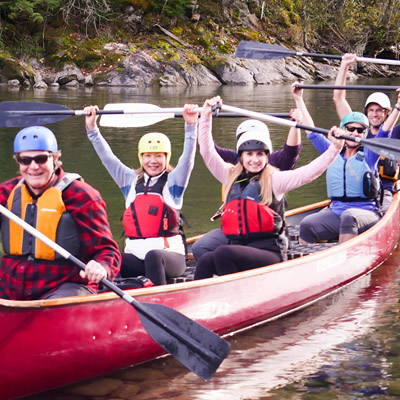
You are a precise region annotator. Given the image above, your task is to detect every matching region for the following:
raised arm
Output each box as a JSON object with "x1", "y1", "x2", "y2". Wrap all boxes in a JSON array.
[
  {"x1": 167, "y1": 103, "x2": 199, "y2": 207},
  {"x1": 286, "y1": 108, "x2": 302, "y2": 146},
  {"x1": 291, "y1": 81, "x2": 315, "y2": 133},
  {"x1": 84, "y1": 105, "x2": 135, "y2": 196},
  {"x1": 382, "y1": 90, "x2": 400, "y2": 132},
  {"x1": 198, "y1": 96, "x2": 233, "y2": 184},
  {"x1": 333, "y1": 54, "x2": 357, "y2": 119}
]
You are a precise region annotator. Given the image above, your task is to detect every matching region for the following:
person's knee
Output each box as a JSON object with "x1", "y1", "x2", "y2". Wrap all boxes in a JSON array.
[
  {"x1": 192, "y1": 229, "x2": 226, "y2": 261},
  {"x1": 340, "y1": 211, "x2": 359, "y2": 235},
  {"x1": 192, "y1": 240, "x2": 204, "y2": 261},
  {"x1": 194, "y1": 252, "x2": 215, "y2": 280},
  {"x1": 299, "y1": 217, "x2": 318, "y2": 243}
]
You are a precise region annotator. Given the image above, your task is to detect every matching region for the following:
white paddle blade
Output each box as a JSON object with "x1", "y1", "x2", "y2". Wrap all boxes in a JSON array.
[{"x1": 99, "y1": 103, "x2": 178, "y2": 127}]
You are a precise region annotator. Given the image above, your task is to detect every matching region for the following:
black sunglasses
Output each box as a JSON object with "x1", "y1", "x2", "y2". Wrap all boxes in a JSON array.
[
  {"x1": 16, "y1": 154, "x2": 53, "y2": 166},
  {"x1": 345, "y1": 126, "x2": 366, "y2": 134}
]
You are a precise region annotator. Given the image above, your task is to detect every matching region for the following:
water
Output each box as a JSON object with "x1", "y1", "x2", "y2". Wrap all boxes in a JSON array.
[{"x1": 2, "y1": 78, "x2": 400, "y2": 399}]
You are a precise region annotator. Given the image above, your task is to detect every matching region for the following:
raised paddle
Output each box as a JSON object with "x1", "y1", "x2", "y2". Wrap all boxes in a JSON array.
[
  {"x1": 221, "y1": 104, "x2": 400, "y2": 161},
  {"x1": 296, "y1": 84, "x2": 400, "y2": 91},
  {"x1": 0, "y1": 101, "x2": 290, "y2": 128},
  {"x1": 235, "y1": 41, "x2": 400, "y2": 66},
  {"x1": 0, "y1": 204, "x2": 230, "y2": 380}
]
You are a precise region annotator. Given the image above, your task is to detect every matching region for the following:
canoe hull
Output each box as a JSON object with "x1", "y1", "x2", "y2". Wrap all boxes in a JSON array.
[{"x1": 1, "y1": 194, "x2": 399, "y2": 399}]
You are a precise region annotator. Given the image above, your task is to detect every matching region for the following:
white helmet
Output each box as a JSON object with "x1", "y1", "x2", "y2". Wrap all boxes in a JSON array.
[
  {"x1": 364, "y1": 92, "x2": 391, "y2": 110},
  {"x1": 236, "y1": 119, "x2": 269, "y2": 139},
  {"x1": 236, "y1": 129, "x2": 273, "y2": 154}
]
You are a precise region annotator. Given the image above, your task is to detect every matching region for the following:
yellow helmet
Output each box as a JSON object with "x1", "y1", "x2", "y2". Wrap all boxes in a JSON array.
[{"x1": 138, "y1": 132, "x2": 171, "y2": 166}]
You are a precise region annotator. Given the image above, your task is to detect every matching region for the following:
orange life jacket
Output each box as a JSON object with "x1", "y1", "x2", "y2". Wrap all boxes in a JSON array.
[{"x1": 1, "y1": 173, "x2": 81, "y2": 260}]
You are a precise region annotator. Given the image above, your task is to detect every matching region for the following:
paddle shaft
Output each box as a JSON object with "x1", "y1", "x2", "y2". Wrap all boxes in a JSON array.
[
  {"x1": 0, "y1": 101, "x2": 290, "y2": 128},
  {"x1": 3, "y1": 108, "x2": 201, "y2": 116},
  {"x1": 4, "y1": 107, "x2": 290, "y2": 118},
  {"x1": 221, "y1": 104, "x2": 400, "y2": 160},
  {"x1": 291, "y1": 51, "x2": 400, "y2": 65},
  {"x1": 0, "y1": 204, "x2": 228, "y2": 377},
  {"x1": 221, "y1": 104, "x2": 329, "y2": 135},
  {"x1": 296, "y1": 84, "x2": 400, "y2": 91}
]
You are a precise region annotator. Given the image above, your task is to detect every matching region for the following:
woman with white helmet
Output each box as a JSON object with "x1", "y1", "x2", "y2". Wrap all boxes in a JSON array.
[
  {"x1": 194, "y1": 96, "x2": 344, "y2": 280},
  {"x1": 84, "y1": 104, "x2": 199, "y2": 285},
  {"x1": 333, "y1": 53, "x2": 400, "y2": 212},
  {"x1": 192, "y1": 85, "x2": 303, "y2": 262}
]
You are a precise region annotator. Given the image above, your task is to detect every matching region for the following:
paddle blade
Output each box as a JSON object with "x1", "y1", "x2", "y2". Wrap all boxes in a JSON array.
[
  {"x1": 135, "y1": 301, "x2": 230, "y2": 380},
  {"x1": 362, "y1": 137, "x2": 400, "y2": 161},
  {"x1": 0, "y1": 101, "x2": 73, "y2": 127},
  {"x1": 235, "y1": 41, "x2": 294, "y2": 60},
  {"x1": 100, "y1": 103, "x2": 176, "y2": 127}
]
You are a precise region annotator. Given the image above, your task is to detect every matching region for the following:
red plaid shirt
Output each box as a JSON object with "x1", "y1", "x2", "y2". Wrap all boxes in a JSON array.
[{"x1": 0, "y1": 169, "x2": 121, "y2": 300}]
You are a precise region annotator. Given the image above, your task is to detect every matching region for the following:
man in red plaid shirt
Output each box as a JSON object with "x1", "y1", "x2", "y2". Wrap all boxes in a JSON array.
[{"x1": 0, "y1": 126, "x2": 121, "y2": 300}]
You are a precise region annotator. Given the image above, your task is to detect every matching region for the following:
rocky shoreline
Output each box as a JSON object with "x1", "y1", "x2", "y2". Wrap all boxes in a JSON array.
[{"x1": 3, "y1": 43, "x2": 400, "y2": 90}]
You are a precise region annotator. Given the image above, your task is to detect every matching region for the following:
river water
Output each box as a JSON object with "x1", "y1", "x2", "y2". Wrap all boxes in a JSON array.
[{"x1": 3, "y1": 77, "x2": 400, "y2": 399}]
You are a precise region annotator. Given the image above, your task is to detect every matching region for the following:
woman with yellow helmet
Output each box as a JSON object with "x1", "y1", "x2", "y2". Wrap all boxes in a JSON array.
[{"x1": 84, "y1": 104, "x2": 199, "y2": 285}]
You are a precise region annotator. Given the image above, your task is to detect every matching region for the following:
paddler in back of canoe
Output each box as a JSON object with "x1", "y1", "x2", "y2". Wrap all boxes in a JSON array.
[
  {"x1": 0, "y1": 126, "x2": 121, "y2": 300},
  {"x1": 192, "y1": 82, "x2": 305, "y2": 262},
  {"x1": 333, "y1": 53, "x2": 400, "y2": 213},
  {"x1": 193, "y1": 96, "x2": 345, "y2": 280},
  {"x1": 84, "y1": 103, "x2": 199, "y2": 286},
  {"x1": 297, "y1": 103, "x2": 400, "y2": 244}
]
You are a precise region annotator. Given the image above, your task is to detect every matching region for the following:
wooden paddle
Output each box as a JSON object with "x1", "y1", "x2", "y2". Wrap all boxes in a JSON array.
[
  {"x1": 296, "y1": 84, "x2": 400, "y2": 91},
  {"x1": 0, "y1": 101, "x2": 290, "y2": 128},
  {"x1": 235, "y1": 41, "x2": 400, "y2": 66},
  {"x1": 221, "y1": 104, "x2": 400, "y2": 161},
  {"x1": 0, "y1": 204, "x2": 230, "y2": 380}
]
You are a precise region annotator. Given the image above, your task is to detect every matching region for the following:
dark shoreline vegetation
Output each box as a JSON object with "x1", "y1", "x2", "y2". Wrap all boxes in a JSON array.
[{"x1": 1, "y1": 0, "x2": 400, "y2": 88}]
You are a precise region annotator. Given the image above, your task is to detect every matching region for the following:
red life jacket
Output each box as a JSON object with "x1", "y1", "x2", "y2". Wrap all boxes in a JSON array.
[
  {"x1": 222, "y1": 178, "x2": 284, "y2": 241},
  {"x1": 123, "y1": 173, "x2": 180, "y2": 239}
]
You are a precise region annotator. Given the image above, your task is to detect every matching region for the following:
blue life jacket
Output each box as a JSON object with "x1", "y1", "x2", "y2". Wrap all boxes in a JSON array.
[{"x1": 326, "y1": 150, "x2": 378, "y2": 202}]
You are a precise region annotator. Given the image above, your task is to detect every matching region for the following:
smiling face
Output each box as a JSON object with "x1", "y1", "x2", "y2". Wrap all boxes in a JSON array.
[
  {"x1": 344, "y1": 123, "x2": 367, "y2": 149},
  {"x1": 366, "y1": 103, "x2": 389, "y2": 129},
  {"x1": 16, "y1": 150, "x2": 58, "y2": 195},
  {"x1": 140, "y1": 152, "x2": 167, "y2": 176},
  {"x1": 240, "y1": 150, "x2": 269, "y2": 173}
]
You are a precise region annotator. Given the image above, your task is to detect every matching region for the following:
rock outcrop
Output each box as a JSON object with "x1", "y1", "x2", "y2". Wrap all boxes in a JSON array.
[{"x1": 0, "y1": 45, "x2": 395, "y2": 90}]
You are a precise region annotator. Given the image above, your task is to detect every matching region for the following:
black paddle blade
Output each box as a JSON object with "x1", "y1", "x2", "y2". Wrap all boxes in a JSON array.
[
  {"x1": 235, "y1": 41, "x2": 293, "y2": 60},
  {"x1": 0, "y1": 101, "x2": 73, "y2": 127},
  {"x1": 362, "y1": 137, "x2": 400, "y2": 161},
  {"x1": 134, "y1": 301, "x2": 230, "y2": 380}
]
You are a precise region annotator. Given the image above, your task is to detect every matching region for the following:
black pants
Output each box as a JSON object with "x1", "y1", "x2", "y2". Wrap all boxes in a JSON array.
[
  {"x1": 194, "y1": 244, "x2": 283, "y2": 280},
  {"x1": 42, "y1": 282, "x2": 93, "y2": 299},
  {"x1": 121, "y1": 250, "x2": 186, "y2": 285}
]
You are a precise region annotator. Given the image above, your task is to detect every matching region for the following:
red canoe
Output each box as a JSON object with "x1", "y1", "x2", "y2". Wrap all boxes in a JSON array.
[{"x1": 1, "y1": 189, "x2": 400, "y2": 400}]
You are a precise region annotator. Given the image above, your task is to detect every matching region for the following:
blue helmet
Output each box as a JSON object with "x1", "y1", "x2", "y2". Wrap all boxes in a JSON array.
[
  {"x1": 14, "y1": 126, "x2": 58, "y2": 153},
  {"x1": 339, "y1": 112, "x2": 369, "y2": 130}
]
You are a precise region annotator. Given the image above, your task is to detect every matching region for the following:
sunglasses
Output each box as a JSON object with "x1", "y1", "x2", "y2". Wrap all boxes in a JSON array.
[
  {"x1": 16, "y1": 154, "x2": 53, "y2": 166},
  {"x1": 345, "y1": 126, "x2": 366, "y2": 134}
]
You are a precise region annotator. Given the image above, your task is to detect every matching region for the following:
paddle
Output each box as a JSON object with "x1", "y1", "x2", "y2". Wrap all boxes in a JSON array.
[
  {"x1": 0, "y1": 204, "x2": 230, "y2": 380},
  {"x1": 221, "y1": 104, "x2": 400, "y2": 161},
  {"x1": 235, "y1": 41, "x2": 400, "y2": 66},
  {"x1": 0, "y1": 101, "x2": 290, "y2": 128},
  {"x1": 296, "y1": 84, "x2": 400, "y2": 91}
]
